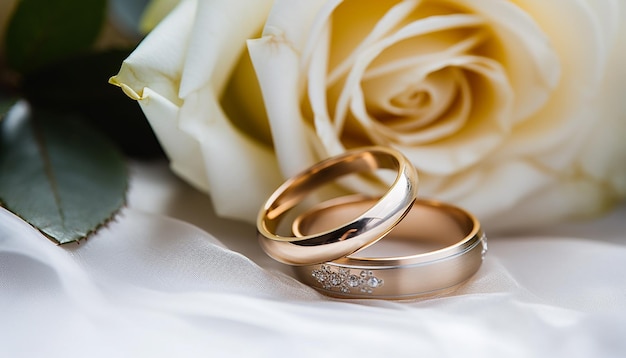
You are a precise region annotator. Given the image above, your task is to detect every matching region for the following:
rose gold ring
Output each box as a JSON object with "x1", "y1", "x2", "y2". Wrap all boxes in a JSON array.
[
  {"x1": 257, "y1": 146, "x2": 418, "y2": 265},
  {"x1": 291, "y1": 195, "x2": 487, "y2": 299}
]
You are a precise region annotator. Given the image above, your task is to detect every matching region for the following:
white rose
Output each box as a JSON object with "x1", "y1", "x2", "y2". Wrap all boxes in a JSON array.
[
  {"x1": 110, "y1": 0, "x2": 282, "y2": 222},
  {"x1": 111, "y1": 0, "x2": 626, "y2": 232}
]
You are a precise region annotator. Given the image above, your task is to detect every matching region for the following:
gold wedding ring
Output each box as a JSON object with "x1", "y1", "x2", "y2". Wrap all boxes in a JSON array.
[
  {"x1": 292, "y1": 195, "x2": 487, "y2": 299},
  {"x1": 257, "y1": 147, "x2": 418, "y2": 265},
  {"x1": 257, "y1": 146, "x2": 486, "y2": 299}
]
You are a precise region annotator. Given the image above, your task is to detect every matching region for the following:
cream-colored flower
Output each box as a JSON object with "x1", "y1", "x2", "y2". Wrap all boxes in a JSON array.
[
  {"x1": 110, "y1": 0, "x2": 282, "y2": 221},
  {"x1": 249, "y1": 0, "x2": 626, "y2": 231},
  {"x1": 111, "y1": 0, "x2": 626, "y2": 231}
]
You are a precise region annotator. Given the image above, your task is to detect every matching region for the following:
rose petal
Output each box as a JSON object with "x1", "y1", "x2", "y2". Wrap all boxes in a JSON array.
[
  {"x1": 357, "y1": 66, "x2": 470, "y2": 145},
  {"x1": 483, "y1": 175, "x2": 616, "y2": 233},
  {"x1": 177, "y1": 87, "x2": 284, "y2": 221},
  {"x1": 333, "y1": 14, "x2": 513, "y2": 174},
  {"x1": 306, "y1": 18, "x2": 347, "y2": 157},
  {"x1": 110, "y1": 0, "x2": 195, "y2": 104},
  {"x1": 578, "y1": 1, "x2": 626, "y2": 194},
  {"x1": 421, "y1": 159, "x2": 555, "y2": 226},
  {"x1": 178, "y1": 0, "x2": 273, "y2": 96},
  {"x1": 247, "y1": 36, "x2": 319, "y2": 177},
  {"x1": 333, "y1": 14, "x2": 485, "y2": 135},
  {"x1": 493, "y1": 0, "x2": 616, "y2": 168},
  {"x1": 137, "y1": 88, "x2": 209, "y2": 191},
  {"x1": 361, "y1": 60, "x2": 501, "y2": 146},
  {"x1": 262, "y1": 0, "x2": 336, "y2": 56},
  {"x1": 247, "y1": 0, "x2": 344, "y2": 175},
  {"x1": 112, "y1": 0, "x2": 284, "y2": 223},
  {"x1": 459, "y1": 0, "x2": 561, "y2": 122},
  {"x1": 364, "y1": 69, "x2": 458, "y2": 125},
  {"x1": 515, "y1": 0, "x2": 605, "y2": 128},
  {"x1": 326, "y1": 0, "x2": 421, "y2": 87},
  {"x1": 362, "y1": 31, "x2": 487, "y2": 125},
  {"x1": 510, "y1": 0, "x2": 605, "y2": 86}
]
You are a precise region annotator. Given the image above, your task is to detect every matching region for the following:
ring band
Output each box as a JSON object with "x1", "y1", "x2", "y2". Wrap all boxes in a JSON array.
[
  {"x1": 291, "y1": 195, "x2": 487, "y2": 299},
  {"x1": 257, "y1": 147, "x2": 418, "y2": 265}
]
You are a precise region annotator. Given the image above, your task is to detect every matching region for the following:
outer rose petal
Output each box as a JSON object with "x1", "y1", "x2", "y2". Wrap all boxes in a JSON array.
[
  {"x1": 247, "y1": 0, "x2": 340, "y2": 177},
  {"x1": 456, "y1": 0, "x2": 560, "y2": 121},
  {"x1": 578, "y1": 0, "x2": 626, "y2": 194},
  {"x1": 111, "y1": 0, "x2": 284, "y2": 221},
  {"x1": 436, "y1": 0, "x2": 626, "y2": 231},
  {"x1": 247, "y1": 36, "x2": 318, "y2": 178},
  {"x1": 261, "y1": 0, "x2": 339, "y2": 56}
]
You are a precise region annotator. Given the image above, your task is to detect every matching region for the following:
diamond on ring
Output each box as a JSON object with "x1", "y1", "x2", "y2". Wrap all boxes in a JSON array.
[{"x1": 311, "y1": 265, "x2": 384, "y2": 294}]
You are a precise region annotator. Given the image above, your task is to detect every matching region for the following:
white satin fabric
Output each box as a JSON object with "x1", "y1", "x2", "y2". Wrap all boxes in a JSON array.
[{"x1": 1, "y1": 161, "x2": 625, "y2": 357}]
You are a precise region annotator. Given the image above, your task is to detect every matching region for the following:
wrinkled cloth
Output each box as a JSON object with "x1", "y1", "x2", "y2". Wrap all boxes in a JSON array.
[{"x1": 1, "y1": 161, "x2": 625, "y2": 357}]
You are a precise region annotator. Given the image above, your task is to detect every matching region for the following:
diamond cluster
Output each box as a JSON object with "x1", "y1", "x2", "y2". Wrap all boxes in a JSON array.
[{"x1": 311, "y1": 265, "x2": 384, "y2": 294}]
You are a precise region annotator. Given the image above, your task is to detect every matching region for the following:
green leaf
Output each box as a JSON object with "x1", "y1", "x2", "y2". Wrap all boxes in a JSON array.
[
  {"x1": 23, "y1": 50, "x2": 164, "y2": 158},
  {"x1": 5, "y1": 0, "x2": 107, "y2": 74},
  {"x1": 0, "y1": 105, "x2": 127, "y2": 244}
]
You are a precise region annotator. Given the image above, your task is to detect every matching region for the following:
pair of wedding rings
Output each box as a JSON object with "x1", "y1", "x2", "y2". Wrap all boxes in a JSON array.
[{"x1": 257, "y1": 147, "x2": 487, "y2": 299}]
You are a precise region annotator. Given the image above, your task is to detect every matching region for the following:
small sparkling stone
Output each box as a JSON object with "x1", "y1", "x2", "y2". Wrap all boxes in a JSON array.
[
  {"x1": 347, "y1": 275, "x2": 360, "y2": 287},
  {"x1": 367, "y1": 277, "x2": 382, "y2": 288},
  {"x1": 312, "y1": 270, "x2": 327, "y2": 283},
  {"x1": 329, "y1": 273, "x2": 342, "y2": 286}
]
